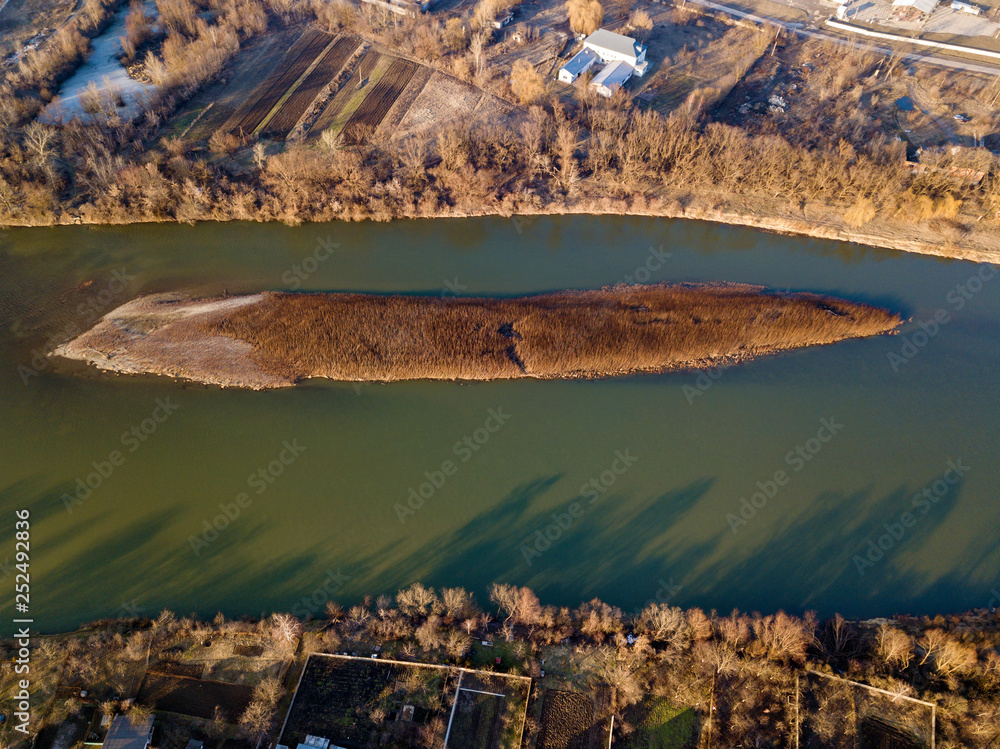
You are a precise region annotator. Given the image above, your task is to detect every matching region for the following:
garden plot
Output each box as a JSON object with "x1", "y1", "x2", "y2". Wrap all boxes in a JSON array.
[
  {"x1": 394, "y1": 72, "x2": 485, "y2": 139},
  {"x1": 169, "y1": 26, "x2": 302, "y2": 143},
  {"x1": 537, "y1": 690, "x2": 599, "y2": 749},
  {"x1": 279, "y1": 654, "x2": 529, "y2": 749},
  {"x1": 305, "y1": 49, "x2": 388, "y2": 138},
  {"x1": 341, "y1": 57, "x2": 418, "y2": 141},
  {"x1": 222, "y1": 28, "x2": 334, "y2": 136},
  {"x1": 137, "y1": 672, "x2": 254, "y2": 722},
  {"x1": 445, "y1": 671, "x2": 530, "y2": 749},
  {"x1": 261, "y1": 35, "x2": 360, "y2": 139},
  {"x1": 279, "y1": 655, "x2": 450, "y2": 749},
  {"x1": 615, "y1": 697, "x2": 698, "y2": 749}
]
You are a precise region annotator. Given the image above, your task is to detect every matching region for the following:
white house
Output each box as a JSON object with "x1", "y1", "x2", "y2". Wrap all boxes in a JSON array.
[
  {"x1": 492, "y1": 10, "x2": 513, "y2": 28},
  {"x1": 951, "y1": 0, "x2": 981, "y2": 14},
  {"x1": 582, "y1": 28, "x2": 648, "y2": 77},
  {"x1": 558, "y1": 48, "x2": 600, "y2": 83},
  {"x1": 590, "y1": 60, "x2": 633, "y2": 97}
]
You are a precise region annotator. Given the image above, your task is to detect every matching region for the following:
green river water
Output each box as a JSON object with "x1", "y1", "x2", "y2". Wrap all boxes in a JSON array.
[{"x1": 0, "y1": 216, "x2": 998, "y2": 633}]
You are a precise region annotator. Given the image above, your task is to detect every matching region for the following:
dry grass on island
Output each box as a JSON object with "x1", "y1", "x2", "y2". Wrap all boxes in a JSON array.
[{"x1": 53, "y1": 284, "x2": 901, "y2": 389}]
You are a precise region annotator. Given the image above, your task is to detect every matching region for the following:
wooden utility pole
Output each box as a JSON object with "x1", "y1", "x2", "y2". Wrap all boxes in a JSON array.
[
  {"x1": 794, "y1": 673, "x2": 800, "y2": 749},
  {"x1": 706, "y1": 669, "x2": 717, "y2": 749}
]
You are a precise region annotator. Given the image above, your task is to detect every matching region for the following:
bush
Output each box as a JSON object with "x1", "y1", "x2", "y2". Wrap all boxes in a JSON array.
[
  {"x1": 509, "y1": 60, "x2": 546, "y2": 105},
  {"x1": 566, "y1": 0, "x2": 603, "y2": 35}
]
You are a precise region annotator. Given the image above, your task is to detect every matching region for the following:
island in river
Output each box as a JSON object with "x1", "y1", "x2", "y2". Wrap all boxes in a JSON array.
[{"x1": 52, "y1": 283, "x2": 901, "y2": 389}]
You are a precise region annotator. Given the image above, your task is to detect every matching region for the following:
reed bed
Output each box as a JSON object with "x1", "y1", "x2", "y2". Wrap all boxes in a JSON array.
[{"x1": 56, "y1": 285, "x2": 901, "y2": 389}]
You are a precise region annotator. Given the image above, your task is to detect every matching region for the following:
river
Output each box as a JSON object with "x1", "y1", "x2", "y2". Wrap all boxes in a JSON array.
[{"x1": 0, "y1": 216, "x2": 997, "y2": 633}]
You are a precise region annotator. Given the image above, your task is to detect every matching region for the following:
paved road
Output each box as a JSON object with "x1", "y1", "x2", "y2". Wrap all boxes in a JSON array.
[{"x1": 684, "y1": 0, "x2": 1000, "y2": 74}]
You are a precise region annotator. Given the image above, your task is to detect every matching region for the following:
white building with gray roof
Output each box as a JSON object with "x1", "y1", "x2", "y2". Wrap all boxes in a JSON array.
[{"x1": 582, "y1": 29, "x2": 649, "y2": 77}]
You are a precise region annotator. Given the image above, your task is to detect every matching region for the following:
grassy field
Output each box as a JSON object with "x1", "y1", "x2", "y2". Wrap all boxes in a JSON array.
[
  {"x1": 57, "y1": 285, "x2": 902, "y2": 389},
  {"x1": 617, "y1": 699, "x2": 698, "y2": 749}
]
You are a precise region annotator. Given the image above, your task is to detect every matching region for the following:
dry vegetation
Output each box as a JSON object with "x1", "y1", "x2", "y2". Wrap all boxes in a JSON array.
[
  {"x1": 52, "y1": 285, "x2": 900, "y2": 388},
  {"x1": 0, "y1": 0, "x2": 999, "y2": 258},
  {"x1": 3, "y1": 586, "x2": 1000, "y2": 749}
]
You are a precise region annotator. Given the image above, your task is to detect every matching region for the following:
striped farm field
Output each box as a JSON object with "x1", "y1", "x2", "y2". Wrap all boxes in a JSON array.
[
  {"x1": 377, "y1": 64, "x2": 432, "y2": 135},
  {"x1": 306, "y1": 50, "x2": 387, "y2": 138},
  {"x1": 222, "y1": 28, "x2": 333, "y2": 136},
  {"x1": 261, "y1": 36, "x2": 360, "y2": 139},
  {"x1": 342, "y1": 58, "x2": 418, "y2": 142}
]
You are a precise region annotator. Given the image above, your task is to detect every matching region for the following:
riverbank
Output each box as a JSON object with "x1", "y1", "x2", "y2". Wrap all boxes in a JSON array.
[
  {"x1": 2, "y1": 590, "x2": 998, "y2": 749},
  {"x1": 52, "y1": 284, "x2": 900, "y2": 388},
  {"x1": 5, "y1": 187, "x2": 1000, "y2": 264}
]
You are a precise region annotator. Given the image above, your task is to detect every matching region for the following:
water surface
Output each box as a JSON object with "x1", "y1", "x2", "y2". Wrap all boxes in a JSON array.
[{"x1": 0, "y1": 216, "x2": 997, "y2": 632}]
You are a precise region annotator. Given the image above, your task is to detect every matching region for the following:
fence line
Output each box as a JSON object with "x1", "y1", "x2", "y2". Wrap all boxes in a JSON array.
[{"x1": 826, "y1": 19, "x2": 1000, "y2": 62}]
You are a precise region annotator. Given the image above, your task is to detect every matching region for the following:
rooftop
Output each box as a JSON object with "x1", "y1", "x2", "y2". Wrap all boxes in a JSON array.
[
  {"x1": 561, "y1": 48, "x2": 600, "y2": 76},
  {"x1": 103, "y1": 716, "x2": 154, "y2": 749},
  {"x1": 591, "y1": 60, "x2": 633, "y2": 89},
  {"x1": 891, "y1": 0, "x2": 938, "y2": 13},
  {"x1": 583, "y1": 28, "x2": 643, "y2": 59}
]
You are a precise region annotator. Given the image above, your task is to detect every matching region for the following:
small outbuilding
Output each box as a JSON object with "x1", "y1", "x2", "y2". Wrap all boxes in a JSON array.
[
  {"x1": 590, "y1": 60, "x2": 633, "y2": 97},
  {"x1": 951, "y1": 0, "x2": 982, "y2": 13},
  {"x1": 558, "y1": 48, "x2": 600, "y2": 83},
  {"x1": 102, "y1": 716, "x2": 154, "y2": 749}
]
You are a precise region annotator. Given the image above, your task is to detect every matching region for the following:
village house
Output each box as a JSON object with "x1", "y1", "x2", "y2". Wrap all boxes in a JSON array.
[
  {"x1": 582, "y1": 28, "x2": 649, "y2": 77},
  {"x1": 102, "y1": 716, "x2": 154, "y2": 749},
  {"x1": 358, "y1": 0, "x2": 432, "y2": 16},
  {"x1": 558, "y1": 48, "x2": 599, "y2": 83},
  {"x1": 557, "y1": 28, "x2": 649, "y2": 97},
  {"x1": 590, "y1": 60, "x2": 634, "y2": 97}
]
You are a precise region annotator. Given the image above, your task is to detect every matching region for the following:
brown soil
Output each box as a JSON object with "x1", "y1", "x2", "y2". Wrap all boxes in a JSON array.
[{"x1": 52, "y1": 284, "x2": 901, "y2": 390}]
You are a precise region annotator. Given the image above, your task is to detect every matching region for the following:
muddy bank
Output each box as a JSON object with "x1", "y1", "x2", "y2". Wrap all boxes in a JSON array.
[{"x1": 52, "y1": 284, "x2": 902, "y2": 389}]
